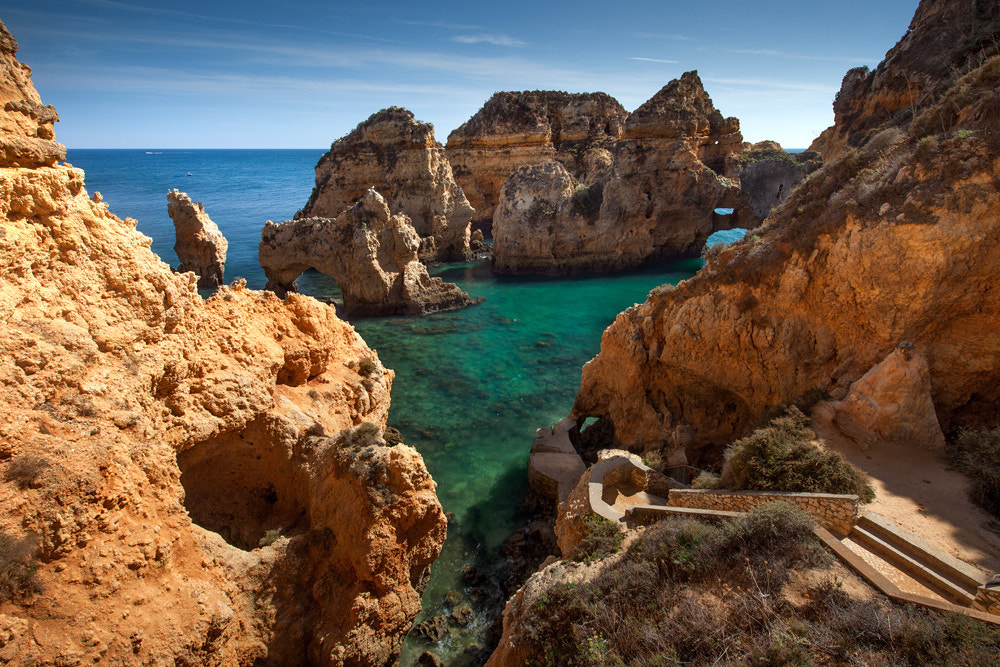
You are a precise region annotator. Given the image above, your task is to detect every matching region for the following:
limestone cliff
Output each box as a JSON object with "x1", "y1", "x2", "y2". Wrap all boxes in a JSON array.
[
  {"x1": 572, "y1": 0, "x2": 1000, "y2": 464},
  {"x1": 0, "y1": 32, "x2": 445, "y2": 666},
  {"x1": 167, "y1": 189, "x2": 228, "y2": 288},
  {"x1": 491, "y1": 72, "x2": 758, "y2": 275},
  {"x1": 810, "y1": 0, "x2": 1000, "y2": 161},
  {"x1": 446, "y1": 91, "x2": 627, "y2": 228},
  {"x1": 0, "y1": 20, "x2": 63, "y2": 168},
  {"x1": 260, "y1": 189, "x2": 475, "y2": 316},
  {"x1": 297, "y1": 107, "x2": 474, "y2": 261}
]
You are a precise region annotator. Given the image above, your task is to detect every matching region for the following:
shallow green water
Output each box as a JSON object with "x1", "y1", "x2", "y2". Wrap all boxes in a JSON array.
[{"x1": 300, "y1": 258, "x2": 705, "y2": 664}]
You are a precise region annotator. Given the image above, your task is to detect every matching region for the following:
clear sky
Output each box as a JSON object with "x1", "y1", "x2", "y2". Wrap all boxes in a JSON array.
[{"x1": 1, "y1": 0, "x2": 920, "y2": 149}]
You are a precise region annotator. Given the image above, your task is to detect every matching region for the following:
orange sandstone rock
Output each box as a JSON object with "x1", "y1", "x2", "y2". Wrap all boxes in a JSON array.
[
  {"x1": 298, "y1": 107, "x2": 474, "y2": 261},
  {"x1": 572, "y1": 1, "x2": 1000, "y2": 462},
  {"x1": 167, "y1": 189, "x2": 228, "y2": 288},
  {"x1": 446, "y1": 91, "x2": 627, "y2": 228},
  {"x1": 0, "y1": 31, "x2": 445, "y2": 667},
  {"x1": 260, "y1": 189, "x2": 475, "y2": 316}
]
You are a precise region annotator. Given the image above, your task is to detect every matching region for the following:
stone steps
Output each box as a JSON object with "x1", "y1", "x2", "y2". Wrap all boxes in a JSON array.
[{"x1": 847, "y1": 515, "x2": 982, "y2": 606}]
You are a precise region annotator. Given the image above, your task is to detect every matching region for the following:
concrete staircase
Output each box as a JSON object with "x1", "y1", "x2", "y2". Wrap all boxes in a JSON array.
[{"x1": 844, "y1": 512, "x2": 988, "y2": 606}]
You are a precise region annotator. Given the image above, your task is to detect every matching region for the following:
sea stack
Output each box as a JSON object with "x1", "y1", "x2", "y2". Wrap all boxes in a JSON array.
[
  {"x1": 446, "y1": 91, "x2": 627, "y2": 230},
  {"x1": 0, "y1": 19, "x2": 445, "y2": 665},
  {"x1": 297, "y1": 107, "x2": 475, "y2": 261},
  {"x1": 491, "y1": 71, "x2": 759, "y2": 275},
  {"x1": 261, "y1": 189, "x2": 476, "y2": 316},
  {"x1": 167, "y1": 189, "x2": 228, "y2": 288}
]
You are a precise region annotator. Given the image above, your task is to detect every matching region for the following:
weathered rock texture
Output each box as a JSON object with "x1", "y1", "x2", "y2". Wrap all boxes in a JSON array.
[
  {"x1": 446, "y1": 91, "x2": 627, "y2": 228},
  {"x1": 491, "y1": 72, "x2": 759, "y2": 275},
  {"x1": 810, "y1": 0, "x2": 1000, "y2": 162},
  {"x1": 0, "y1": 20, "x2": 64, "y2": 168},
  {"x1": 167, "y1": 189, "x2": 228, "y2": 288},
  {"x1": 736, "y1": 141, "x2": 821, "y2": 220},
  {"x1": 813, "y1": 343, "x2": 946, "y2": 453},
  {"x1": 572, "y1": 0, "x2": 1000, "y2": 465},
  {"x1": 261, "y1": 189, "x2": 475, "y2": 317},
  {"x1": 0, "y1": 35, "x2": 445, "y2": 666},
  {"x1": 297, "y1": 107, "x2": 474, "y2": 260}
]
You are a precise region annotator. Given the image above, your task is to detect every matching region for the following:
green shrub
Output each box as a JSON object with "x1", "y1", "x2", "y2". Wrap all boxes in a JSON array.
[
  {"x1": 691, "y1": 472, "x2": 722, "y2": 489},
  {"x1": 571, "y1": 182, "x2": 604, "y2": 221},
  {"x1": 342, "y1": 422, "x2": 383, "y2": 448},
  {"x1": 572, "y1": 513, "x2": 623, "y2": 562},
  {"x1": 357, "y1": 358, "x2": 378, "y2": 377},
  {"x1": 947, "y1": 427, "x2": 1000, "y2": 517},
  {"x1": 0, "y1": 533, "x2": 42, "y2": 600},
  {"x1": 258, "y1": 528, "x2": 282, "y2": 548},
  {"x1": 723, "y1": 407, "x2": 875, "y2": 502}
]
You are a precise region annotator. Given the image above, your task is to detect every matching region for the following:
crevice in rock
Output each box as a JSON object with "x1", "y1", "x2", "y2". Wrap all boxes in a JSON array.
[{"x1": 177, "y1": 421, "x2": 312, "y2": 551}]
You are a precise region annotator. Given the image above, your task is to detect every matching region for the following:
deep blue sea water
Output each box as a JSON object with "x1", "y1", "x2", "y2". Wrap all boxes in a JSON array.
[{"x1": 67, "y1": 149, "x2": 745, "y2": 665}]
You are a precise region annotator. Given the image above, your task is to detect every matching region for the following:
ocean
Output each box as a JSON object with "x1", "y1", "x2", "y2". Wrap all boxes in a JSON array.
[{"x1": 67, "y1": 149, "x2": 745, "y2": 665}]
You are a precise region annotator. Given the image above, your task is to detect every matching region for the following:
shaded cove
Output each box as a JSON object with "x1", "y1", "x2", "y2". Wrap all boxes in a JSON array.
[{"x1": 69, "y1": 149, "x2": 741, "y2": 665}]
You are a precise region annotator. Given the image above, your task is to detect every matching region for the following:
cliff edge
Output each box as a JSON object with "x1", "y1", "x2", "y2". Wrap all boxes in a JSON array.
[
  {"x1": 0, "y1": 22, "x2": 445, "y2": 666},
  {"x1": 573, "y1": 0, "x2": 1000, "y2": 464}
]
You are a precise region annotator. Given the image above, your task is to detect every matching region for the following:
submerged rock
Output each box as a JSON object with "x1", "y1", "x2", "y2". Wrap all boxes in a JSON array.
[
  {"x1": 261, "y1": 188, "x2": 475, "y2": 316},
  {"x1": 166, "y1": 189, "x2": 228, "y2": 288},
  {"x1": 298, "y1": 107, "x2": 474, "y2": 261}
]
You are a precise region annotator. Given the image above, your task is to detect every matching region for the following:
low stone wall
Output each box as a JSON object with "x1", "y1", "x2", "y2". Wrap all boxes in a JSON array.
[
  {"x1": 668, "y1": 489, "x2": 860, "y2": 536},
  {"x1": 974, "y1": 585, "x2": 1000, "y2": 615}
]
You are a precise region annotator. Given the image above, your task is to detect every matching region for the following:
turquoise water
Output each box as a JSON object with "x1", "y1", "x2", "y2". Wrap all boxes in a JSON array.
[{"x1": 68, "y1": 150, "x2": 717, "y2": 665}]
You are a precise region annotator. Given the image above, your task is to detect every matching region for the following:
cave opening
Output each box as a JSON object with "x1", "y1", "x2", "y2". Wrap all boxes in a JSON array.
[{"x1": 177, "y1": 427, "x2": 312, "y2": 551}]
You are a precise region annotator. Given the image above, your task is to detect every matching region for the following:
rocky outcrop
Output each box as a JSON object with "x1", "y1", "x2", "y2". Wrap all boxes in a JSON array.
[
  {"x1": 572, "y1": 1, "x2": 1000, "y2": 464},
  {"x1": 735, "y1": 141, "x2": 821, "y2": 220},
  {"x1": 167, "y1": 189, "x2": 228, "y2": 288},
  {"x1": 0, "y1": 33, "x2": 445, "y2": 666},
  {"x1": 0, "y1": 20, "x2": 64, "y2": 168},
  {"x1": 297, "y1": 107, "x2": 474, "y2": 260},
  {"x1": 813, "y1": 342, "x2": 946, "y2": 453},
  {"x1": 260, "y1": 189, "x2": 475, "y2": 316},
  {"x1": 810, "y1": 0, "x2": 1000, "y2": 161},
  {"x1": 446, "y1": 91, "x2": 627, "y2": 228},
  {"x1": 491, "y1": 72, "x2": 758, "y2": 275}
]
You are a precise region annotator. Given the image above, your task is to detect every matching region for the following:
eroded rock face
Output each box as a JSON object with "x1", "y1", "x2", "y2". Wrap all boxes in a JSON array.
[
  {"x1": 297, "y1": 107, "x2": 474, "y2": 260},
  {"x1": 167, "y1": 189, "x2": 228, "y2": 288},
  {"x1": 810, "y1": 0, "x2": 1000, "y2": 161},
  {"x1": 572, "y1": 1, "x2": 1000, "y2": 463},
  {"x1": 446, "y1": 91, "x2": 627, "y2": 228},
  {"x1": 813, "y1": 343, "x2": 946, "y2": 452},
  {"x1": 0, "y1": 20, "x2": 64, "y2": 168},
  {"x1": 735, "y1": 142, "x2": 821, "y2": 220},
  {"x1": 491, "y1": 72, "x2": 758, "y2": 275},
  {"x1": 0, "y1": 35, "x2": 445, "y2": 666},
  {"x1": 260, "y1": 189, "x2": 475, "y2": 317}
]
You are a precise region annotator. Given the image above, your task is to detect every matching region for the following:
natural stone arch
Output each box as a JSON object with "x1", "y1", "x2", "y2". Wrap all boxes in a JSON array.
[{"x1": 260, "y1": 189, "x2": 474, "y2": 317}]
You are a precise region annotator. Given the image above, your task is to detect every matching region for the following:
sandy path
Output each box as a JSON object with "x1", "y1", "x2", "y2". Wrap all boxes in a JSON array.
[{"x1": 812, "y1": 422, "x2": 1000, "y2": 576}]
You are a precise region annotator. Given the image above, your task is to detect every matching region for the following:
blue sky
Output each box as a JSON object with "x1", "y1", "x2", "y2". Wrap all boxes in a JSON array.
[{"x1": 1, "y1": 0, "x2": 919, "y2": 148}]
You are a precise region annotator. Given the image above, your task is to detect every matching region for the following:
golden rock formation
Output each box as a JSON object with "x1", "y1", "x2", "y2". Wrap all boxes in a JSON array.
[
  {"x1": 298, "y1": 107, "x2": 474, "y2": 261},
  {"x1": 0, "y1": 23, "x2": 445, "y2": 666},
  {"x1": 446, "y1": 91, "x2": 627, "y2": 228},
  {"x1": 572, "y1": 1, "x2": 1000, "y2": 463},
  {"x1": 260, "y1": 188, "x2": 475, "y2": 316},
  {"x1": 167, "y1": 189, "x2": 228, "y2": 288}
]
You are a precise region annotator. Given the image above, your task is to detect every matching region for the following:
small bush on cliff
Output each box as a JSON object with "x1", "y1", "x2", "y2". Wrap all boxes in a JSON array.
[
  {"x1": 0, "y1": 533, "x2": 42, "y2": 601},
  {"x1": 572, "y1": 513, "x2": 623, "y2": 562},
  {"x1": 357, "y1": 358, "x2": 378, "y2": 377},
  {"x1": 4, "y1": 455, "x2": 50, "y2": 490},
  {"x1": 571, "y1": 182, "x2": 603, "y2": 221},
  {"x1": 723, "y1": 407, "x2": 875, "y2": 502},
  {"x1": 947, "y1": 427, "x2": 1000, "y2": 518}
]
